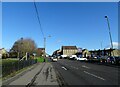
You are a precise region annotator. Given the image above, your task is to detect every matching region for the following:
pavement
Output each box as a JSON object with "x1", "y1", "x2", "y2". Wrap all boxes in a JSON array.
[
  {"x1": 32, "y1": 63, "x2": 58, "y2": 86},
  {"x1": 52, "y1": 59, "x2": 120, "y2": 86},
  {"x1": 2, "y1": 62, "x2": 59, "y2": 86}
]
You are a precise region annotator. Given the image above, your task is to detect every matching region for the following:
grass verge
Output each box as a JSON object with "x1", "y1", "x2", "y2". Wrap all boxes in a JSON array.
[{"x1": 35, "y1": 57, "x2": 48, "y2": 63}]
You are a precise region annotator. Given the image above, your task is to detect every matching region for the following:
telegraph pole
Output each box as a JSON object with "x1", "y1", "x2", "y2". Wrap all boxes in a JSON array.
[
  {"x1": 105, "y1": 16, "x2": 114, "y2": 56},
  {"x1": 43, "y1": 35, "x2": 51, "y2": 57},
  {"x1": 44, "y1": 37, "x2": 46, "y2": 57}
]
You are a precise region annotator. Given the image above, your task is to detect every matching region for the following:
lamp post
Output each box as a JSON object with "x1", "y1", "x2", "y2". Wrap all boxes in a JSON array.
[{"x1": 105, "y1": 16, "x2": 114, "y2": 56}]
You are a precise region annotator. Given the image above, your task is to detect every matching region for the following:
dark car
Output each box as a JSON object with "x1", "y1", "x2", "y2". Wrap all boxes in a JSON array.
[
  {"x1": 115, "y1": 56, "x2": 120, "y2": 65},
  {"x1": 107, "y1": 56, "x2": 120, "y2": 65},
  {"x1": 99, "y1": 56, "x2": 107, "y2": 63}
]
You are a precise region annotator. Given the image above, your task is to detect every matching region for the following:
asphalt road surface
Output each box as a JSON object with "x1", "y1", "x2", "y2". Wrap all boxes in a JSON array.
[{"x1": 51, "y1": 59, "x2": 120, "y2": 86}]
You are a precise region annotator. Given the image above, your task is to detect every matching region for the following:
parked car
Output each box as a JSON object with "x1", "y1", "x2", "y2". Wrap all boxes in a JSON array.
[
  {"x1": 61, "y1": 55, "x2": 68, "y2": 59},
  {"x1": 107, "y1": 56, "x2": 114, "y2": 64},
  {"x1": 52, "y1": 57, "x2": 58, "y2": 62},
  {"x1": 57, "y1": 55, "x2": 61, "y2": 59},
  {"x1": 115, "y1": 56, "x2": 120, "y2": 65},
  {"x1": 99, "y1": 56, "x2": 107, "y2": 63},
  {"x1": 94, "y1": 56, "x2": 98, "y2": 59},
  {"x1": 107, "y1": 56, "x2": 120, "y2": 65},
  {"x1": 69, "y1": 55, "x2": 77, "y2": 60},
  {"x1": 50, "y1": 56, "x2": 54, "y2": 59},
  {"x1": 76, "y1": 57, "x2": 87, "y2": 61}
]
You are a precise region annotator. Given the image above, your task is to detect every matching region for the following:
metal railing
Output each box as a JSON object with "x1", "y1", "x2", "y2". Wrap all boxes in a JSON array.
[{"x1": 2, "y1": 59, "x2": 37, "y2": 77}]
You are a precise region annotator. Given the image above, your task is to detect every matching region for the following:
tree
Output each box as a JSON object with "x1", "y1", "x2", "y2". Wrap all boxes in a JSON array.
[{"x1": 10, "y1": 38, "x2": 37, "y2": 59}]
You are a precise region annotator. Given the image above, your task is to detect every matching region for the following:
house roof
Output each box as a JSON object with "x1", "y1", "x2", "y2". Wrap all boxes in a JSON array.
[{"x1": 62, "y1": 46, "x2": 77, "y2": 50}]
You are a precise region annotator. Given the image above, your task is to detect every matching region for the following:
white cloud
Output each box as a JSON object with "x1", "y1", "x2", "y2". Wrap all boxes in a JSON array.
[{"x1": 106, "y1": 42, "x2": 120, "y2": 49}]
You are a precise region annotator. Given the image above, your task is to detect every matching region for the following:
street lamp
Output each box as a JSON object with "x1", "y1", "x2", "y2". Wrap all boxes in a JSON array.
[{"x1": 105, "y1": 16, "x2": 114, "y2": 56}]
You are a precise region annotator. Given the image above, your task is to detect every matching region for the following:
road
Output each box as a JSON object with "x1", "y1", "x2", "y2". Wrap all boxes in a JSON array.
[{"x1": 52, "y1": 59, "x2": 119, "y2": 86}]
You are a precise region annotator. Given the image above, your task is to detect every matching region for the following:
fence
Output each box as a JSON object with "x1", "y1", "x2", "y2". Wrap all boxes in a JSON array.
[{"x1": 2, "y1": 59, "x2": 37, "y2": 77}]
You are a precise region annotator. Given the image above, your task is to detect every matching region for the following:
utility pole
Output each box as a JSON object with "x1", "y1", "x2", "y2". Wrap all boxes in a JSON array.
[
  {"x1": 44, "y1": 37, "x2": 46, "y2": 57},
  {"x1": 43, "y1": 35, "x2": 51, "y2": 57},
  {"x1": 105, "y1": 16, "x2": 114, "y2": 56}
]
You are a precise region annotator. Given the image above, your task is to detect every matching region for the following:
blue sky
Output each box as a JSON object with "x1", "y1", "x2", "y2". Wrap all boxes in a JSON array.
[{"x1": 2, "y1": 2, "x2": 118, "y2": 54}]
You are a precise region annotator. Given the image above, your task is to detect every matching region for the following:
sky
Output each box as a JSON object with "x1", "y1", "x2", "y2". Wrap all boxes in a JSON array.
[{"x1": 2, "y1": 2, "x2": 118, "y2": 55}]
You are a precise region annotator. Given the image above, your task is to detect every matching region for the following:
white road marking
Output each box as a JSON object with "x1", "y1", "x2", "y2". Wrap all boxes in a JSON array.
[
  {"x1": 62, "y1": 66, "x2": 67, "y2": 70},
  {"x1": 82, "y1": 65, "x2": 90, "y2": 69},
  {"x1": 84, "y1": 71, "x2": 105, "y2": 81}
]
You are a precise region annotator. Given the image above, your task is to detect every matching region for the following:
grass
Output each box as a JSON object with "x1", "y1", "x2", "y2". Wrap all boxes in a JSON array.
[
  {"x1": 2, "y1": 57, "x2": 48, "y2": 64},
  {"x1": 35, "y1": 56, "x2": 48, "y2": 63},
  {"x1": 35, "y1": 57, "x2": 45, "y2": 62}
]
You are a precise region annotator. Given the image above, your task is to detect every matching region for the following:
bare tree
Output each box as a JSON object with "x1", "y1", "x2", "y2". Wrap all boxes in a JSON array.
[{"x1": 10, "y1": 38, "x2": 37, "y2": 59}]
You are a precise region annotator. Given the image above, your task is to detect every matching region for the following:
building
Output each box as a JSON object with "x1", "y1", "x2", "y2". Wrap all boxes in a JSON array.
[
  {"x1": 36, "y1": 48, "x2": 45, "y2": 57},
  {"x1": 61, "y1": 46, "x2": 78, "y2": 57},
  {"x1": 110, "y1": 49, "x2": 120, "y2": 56}
]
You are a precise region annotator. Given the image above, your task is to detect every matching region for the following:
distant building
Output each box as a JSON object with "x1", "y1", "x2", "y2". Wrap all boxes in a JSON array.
[
  {"x1": 110, "y1": 49, "x2": 120, "y2": 56},
  {"x1": 61, "y1": 46, "x2": 78, "y2": 57},
  {"x1": 36, "y1": 48, "x2": 45, "y2": 57}
]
